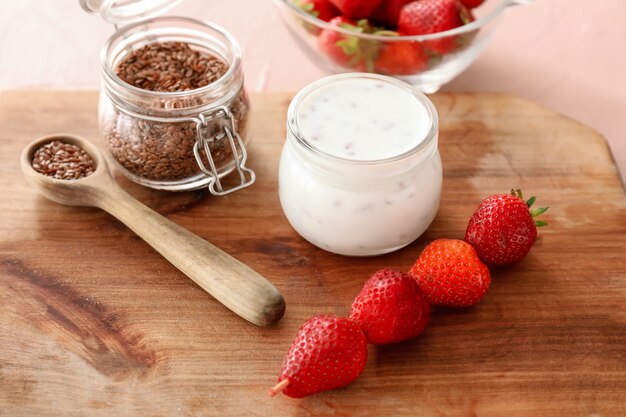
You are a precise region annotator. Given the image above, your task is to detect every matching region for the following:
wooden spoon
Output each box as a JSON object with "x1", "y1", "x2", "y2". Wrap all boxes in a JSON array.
[{"x1": 20, "y1": 134, "x2": 285, "y2": 326}]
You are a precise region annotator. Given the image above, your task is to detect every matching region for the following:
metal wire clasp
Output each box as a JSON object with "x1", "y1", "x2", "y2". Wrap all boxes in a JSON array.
[{"x1": 192, "y1": 106, "x2": 255, "y2": 196}]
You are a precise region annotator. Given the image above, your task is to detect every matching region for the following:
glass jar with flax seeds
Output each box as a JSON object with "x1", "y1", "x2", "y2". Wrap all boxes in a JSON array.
[{"x1": 80, "y1": 0, "x2": 254, "y2": 193}]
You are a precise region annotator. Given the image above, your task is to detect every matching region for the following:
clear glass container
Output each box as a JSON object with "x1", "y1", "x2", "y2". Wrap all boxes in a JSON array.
[
  {"x1": 274, "y1": 0, "x2": 533, "y2": 93},
  {"x1": 279, "y1": 74, "x2": 442, "y2": 256},
  {"x1": 81, "y1": 0, "x2": 254, "y2": 193}
]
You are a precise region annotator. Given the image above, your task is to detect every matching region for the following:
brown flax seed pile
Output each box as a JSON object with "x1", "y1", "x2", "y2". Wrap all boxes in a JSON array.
[
  {"x1": 32, "y1": 140, "x2": 95, "y2": 180},
  {"x1": 115, "y1": 42, "x2": 228, "y2": 92}
]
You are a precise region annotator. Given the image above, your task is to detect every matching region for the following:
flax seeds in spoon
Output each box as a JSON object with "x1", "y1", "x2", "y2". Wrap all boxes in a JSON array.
[{"x1": 31, "y1": 140, "x2": 95, "y2": 180}]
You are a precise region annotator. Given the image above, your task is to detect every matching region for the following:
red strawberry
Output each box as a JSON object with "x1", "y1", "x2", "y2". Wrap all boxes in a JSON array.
[
  {"x1": 372, "y1": 0, "x2": 413, "y2": 27},
  {"x1": 294, "y1": 0, "x2": 340, "y2": 22},
  {"x1": 460, "y1": 0, "x2": 484, "y2": 8},
  {"x1": 374, "y1": 33, "x2": 428, "y2": 75},
  {"x1": 350, "y1": 269, "x2": 430, "y2": 345},
  {"x1": 409, "y1": 239, "x2": 491, "y2": 308},
  {"x1": 465, "y1": 189, "x2": 549, "y2": 265},
  {"x1": 317, "y1": 16, "x2": 376, "y2": 70},
  {"x1": 398, "y1": 0, "x2": 472, "y2": 54},
  {"x1": 329, "y1": 0, "x2": 385, "y2": 19},
  {"x1": 269, "y1": 315, "x2": 368, "y2": 398}
]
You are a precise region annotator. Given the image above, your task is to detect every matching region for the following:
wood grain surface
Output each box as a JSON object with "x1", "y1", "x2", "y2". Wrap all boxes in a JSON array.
[{"x1": 0, "y1": 91, "x2": 624, "y2": 417}]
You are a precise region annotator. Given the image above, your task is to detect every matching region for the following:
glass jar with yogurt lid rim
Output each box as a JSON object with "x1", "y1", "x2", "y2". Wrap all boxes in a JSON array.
[
  {"x1": 80, "y1": 0, "x2": 255, "y2": 193},
  {"x1": 279, "y1": 73, "x2": 442, "y2": 256}
]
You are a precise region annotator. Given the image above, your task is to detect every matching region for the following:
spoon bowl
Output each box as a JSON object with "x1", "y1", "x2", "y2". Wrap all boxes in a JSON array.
[
  {"x1": 20, "y1": 134, "x2": 285, "y2": 326},
  {"x1": 21, "y1": 133, "x2": 113, "y2": 207}
]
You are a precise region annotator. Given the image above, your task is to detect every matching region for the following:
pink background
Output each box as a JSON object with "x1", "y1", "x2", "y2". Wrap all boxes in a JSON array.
[{"x1": 1, "y1": 0, "x2": 624, "y2": 183}]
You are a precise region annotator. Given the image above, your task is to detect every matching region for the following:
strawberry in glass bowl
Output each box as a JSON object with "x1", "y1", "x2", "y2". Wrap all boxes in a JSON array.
[{"x1": 275, "y1": 0, "x2": 532, "y2": 93}]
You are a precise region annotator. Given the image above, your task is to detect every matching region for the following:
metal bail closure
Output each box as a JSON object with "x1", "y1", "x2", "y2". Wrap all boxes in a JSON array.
[{"x1": 192, "y1": 106, "x2": 256, "y2": 196}]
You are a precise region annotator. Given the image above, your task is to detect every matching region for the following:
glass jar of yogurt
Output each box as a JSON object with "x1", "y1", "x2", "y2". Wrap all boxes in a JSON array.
[{"x1": 279, "y1": 73, "x2": 442, "y2": 256}]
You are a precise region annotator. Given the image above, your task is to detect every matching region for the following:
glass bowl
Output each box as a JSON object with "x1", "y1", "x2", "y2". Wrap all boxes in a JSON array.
[{"x1": 275, "y1": 0, "x2": 532, "y2": 93}]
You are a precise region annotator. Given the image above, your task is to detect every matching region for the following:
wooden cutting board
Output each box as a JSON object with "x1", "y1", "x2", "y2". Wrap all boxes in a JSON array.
[{"x1": 0, "y1": 91, "x2": 624, "y2": 417}]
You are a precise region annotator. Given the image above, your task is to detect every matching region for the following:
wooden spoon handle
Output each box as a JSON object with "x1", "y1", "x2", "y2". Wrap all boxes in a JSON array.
[{"x1": 95, "y1": 182, "x2": 285, "y2": 326}]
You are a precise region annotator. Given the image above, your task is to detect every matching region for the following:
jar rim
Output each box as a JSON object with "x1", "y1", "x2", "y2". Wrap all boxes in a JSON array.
[
  {"x1": 286, "y1": 73, "x2": 439, "y2": 166},
  {"x1": 100, "y1": 16, "x2": 241, "y2": 99}
]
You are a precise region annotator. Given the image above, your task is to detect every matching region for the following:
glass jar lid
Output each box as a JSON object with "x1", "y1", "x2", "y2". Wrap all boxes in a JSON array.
[{"x1": 79, "y1": 0, "x2": 182, "y2": 24}]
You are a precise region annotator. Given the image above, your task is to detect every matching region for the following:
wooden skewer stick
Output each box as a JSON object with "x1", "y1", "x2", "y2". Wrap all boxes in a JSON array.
[{"x1": 268, "y1": 379, "x2": 290, "y2": 397}]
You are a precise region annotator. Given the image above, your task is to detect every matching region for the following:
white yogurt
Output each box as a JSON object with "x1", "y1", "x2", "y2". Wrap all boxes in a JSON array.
[
  {"x1": 297, "y1": 77, "x2": 431, "y2": 160},
  {"x1": 279, "y1": 73, "x2": 442, "y2": 256}
]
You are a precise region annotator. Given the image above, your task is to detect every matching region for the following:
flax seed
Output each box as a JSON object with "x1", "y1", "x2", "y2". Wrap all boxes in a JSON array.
[{"x1": 32, "y1": 140, "x2": 95, "y2": 180}]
